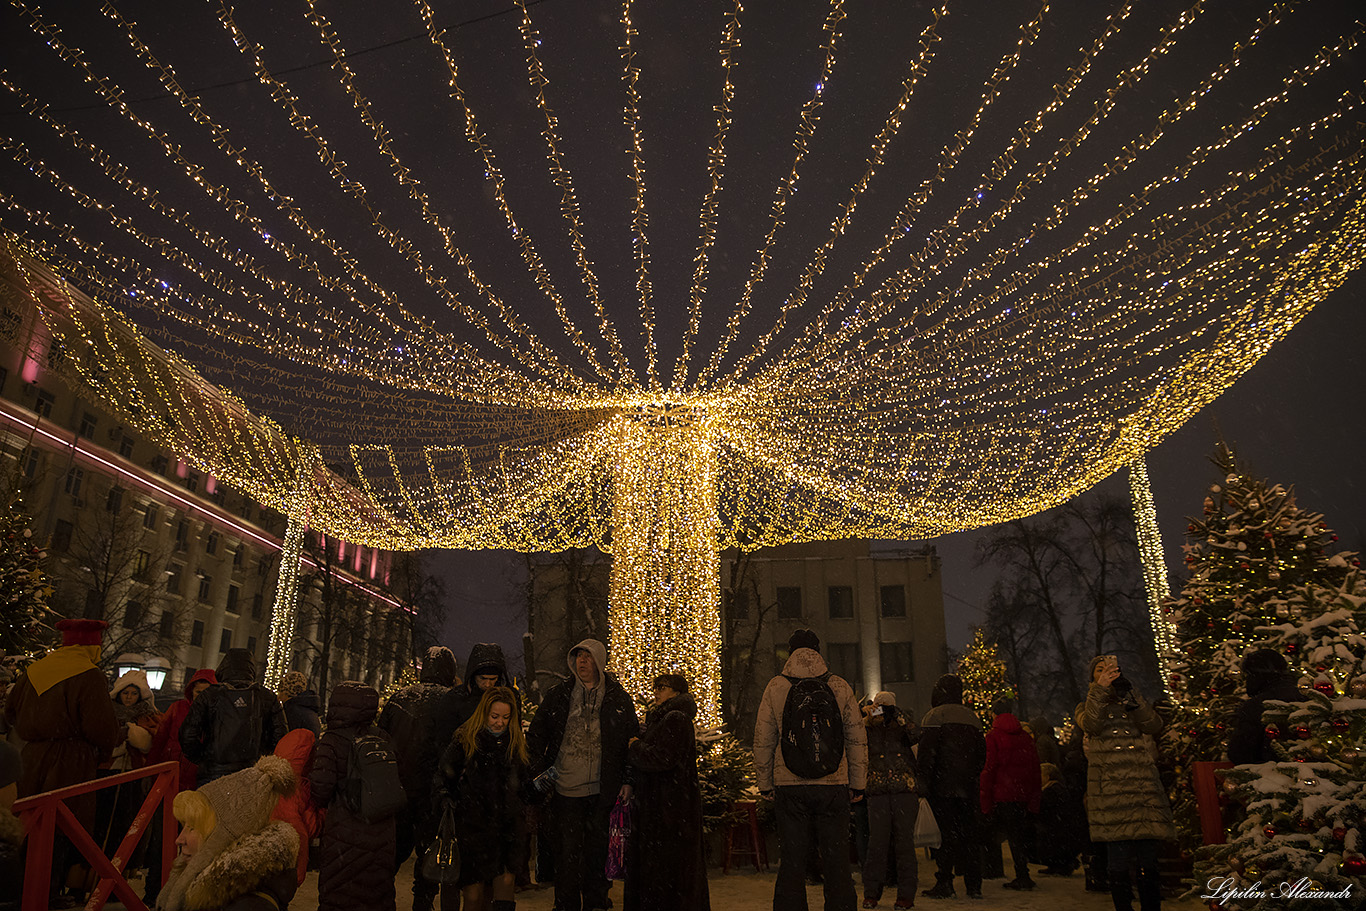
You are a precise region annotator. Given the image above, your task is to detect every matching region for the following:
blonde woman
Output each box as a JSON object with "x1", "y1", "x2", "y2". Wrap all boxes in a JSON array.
[{"x1": 438, "y1": 686, "x2": 530, "y2": 911}]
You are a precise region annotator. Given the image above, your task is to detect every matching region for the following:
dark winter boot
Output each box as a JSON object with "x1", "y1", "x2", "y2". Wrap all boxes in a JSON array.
[
  {"x1": 1109, "y1": 872, "x2": 1134, "y2": 911},
  {"x1": 1136, "y1": 868, "x2": 1163, "y2": 911}
]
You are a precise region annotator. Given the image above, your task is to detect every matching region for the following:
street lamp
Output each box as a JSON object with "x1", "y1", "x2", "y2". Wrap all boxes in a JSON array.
[
  {"x1": 114, "y1": 652, "x2": 144, "y2": 680},
  {"x1": 143, "y1": 657, "x2": 170, "y2": 691}
]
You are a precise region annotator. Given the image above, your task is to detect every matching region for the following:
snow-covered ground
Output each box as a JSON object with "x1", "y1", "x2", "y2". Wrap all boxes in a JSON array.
[{"x1": 270, "y1": 848, "x2": 1212, "y2": 910}]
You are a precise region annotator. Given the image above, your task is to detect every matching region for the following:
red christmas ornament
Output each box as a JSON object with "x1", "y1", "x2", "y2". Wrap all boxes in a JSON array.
[
  {"x1": 1295, "y1": 725, "x2": 1312, "y2": 740},
  {"x1": 1187, "y1": 523, "x2": 1197, "y2": 534},
  {"x1": 1185, "y1": 555, "x2": 1197, "y2": 564},
  {"x1": 1285, "y1": 642, "x2": 1299, "y2": 654},
  {"x1": 1331, "y1": 716, "x2": 1350, "y2": 731},
  {"x1": 1297, "y1": 817, "x2": 1314, "y2": 831},
  {"x1": 1343, "y1": 855, "x2": 1366, "y2": 876},
  {"x1": 1331, "y1": 534, "x2": 1338, "y2": 541},
  {"x1": 1240, "y1": 561, "x2": 1250, "y2": 570},
  {"x1": 1264, "y1": 531, "x2": 1273, "y2": 538},
  {"x1": 1314, "y1": 679, "x2": 1336, "y2": 695},
  {"x1": 1265, "y1": 723, "x2": 1281, "y2": 740},
  {"x1": 1333, "y1": 827, "x2": 1347, "y2": 842},
  {"x1": 1263, "y1": 824, "x2": 1277, "y2": 838}
]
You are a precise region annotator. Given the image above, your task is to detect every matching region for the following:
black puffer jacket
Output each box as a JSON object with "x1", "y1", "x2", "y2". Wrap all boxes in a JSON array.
[
  {"x1": 283, "y1": 691, "x2": 322, "y2": 737},
  {"x1": 179, "y1": 649, "x2": 287, "y2": 782},
  {"x1": 438, "y1": 727, "x2": 530, "y2": 887},
  {"x1": 310, "y1": 682, "x2": 396, "y2": 911},
  {"x1": 916, "y1": 675, "x2": 985, "y2": 800},
  {"x1": 434, "y1": 643, "x2": 514, "y2": 753},
  {"x1": 379, "y1": 647, "x2": 457, "y2": 808},
  {"x1": 624, "y1": 692, "x2": 710, "y2": 911},
  {"x1": 1228, "y1": 649, "x2": 1308, "y2": 764}
]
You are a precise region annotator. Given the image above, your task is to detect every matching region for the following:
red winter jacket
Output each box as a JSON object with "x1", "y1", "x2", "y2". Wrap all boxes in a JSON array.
[
  {"x1": 979, "y1": 712, "x2": 1041, "y2": 815},
  {"x1": 271, "y1": 727, "x2": 324, "y2": 884},
  {"x1": 148, "y1": 668, "x2": 217, "y2": 792}
]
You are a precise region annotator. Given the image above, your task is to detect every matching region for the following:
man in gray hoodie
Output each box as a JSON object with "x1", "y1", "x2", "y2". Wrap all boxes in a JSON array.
[
  {"x1": 527, "y1": 638, "x2": 639, "y2": 911},
  {"x1": 753, "y1": 629, "x2": 868, "y2": 911}
]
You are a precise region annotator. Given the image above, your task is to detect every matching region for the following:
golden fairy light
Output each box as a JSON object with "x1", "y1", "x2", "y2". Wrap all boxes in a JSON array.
[{"x1": 1, "y1": 2, "x2": 1363, "y2": 724}]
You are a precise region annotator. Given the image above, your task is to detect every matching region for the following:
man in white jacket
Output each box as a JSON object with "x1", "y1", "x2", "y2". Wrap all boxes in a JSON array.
[{"x1": 754, "y1": 629, "x2": 868, "y2": 911}]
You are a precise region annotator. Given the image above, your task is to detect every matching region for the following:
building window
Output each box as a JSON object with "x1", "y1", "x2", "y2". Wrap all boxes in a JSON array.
[
  {"x1": 233, "y1": 545, "x2": 246, "y2": 567},
  {"x1": 724, "y1": 588, "x2": 750, "y2": 621},
  {"x1": 78, "y1": 412, "x2": 97, "y2": 439},
  {"x1": 182, "y1": 666, "x2": 199, "y2": 689},
  {"x1": 46, "y1": 341, "x2": 66, "y2": 369},
  {"x1": 205, "y1": 531, "x2": 218, "y2": 555},
  {"x1": 175, "y1": 520, "x2": 189, "y2": 552},
  {"x1": 880, "y1": 584, "x2": 906, "y2": 618},
  {"x1": 185, "y1": 472, "x2": 199, "y2": 493},
  {"x1": 22, "y1": 448, "x2": 40, "y2": 478},
  {"x1": 151, "y1": 454, "x2": 169, "y2": 476},
  {"x1": 776, "y1": 586, "x2": 803, "y2": 620},
  {"x1": 123, "y1": 600, "x2": 144, "y2": 629},
  {"x1": 226, "y1": 585, "x2": 239, "y2": 614},
  {"x1": 159, "y1": 610, "x2": 175, "y2": 639},
  {"x1": 197, "y1": 574, "x2": 212, "y2": 602},
  {"x1": 83, "y1": 588, "x2": 103, "y2": 619},
  {"x1": 219, "y1": 629, "x2": 232, "y2": 653},
  {"x1": 826, "y1": 642, "x2": 861, "y2": 684},
  {"x1": 247, "y1": 635, "x2": 257, "y2": 657},
  {"x1": 118, "y1": 435, "x2": 135, "y2": 458},
  {"x1": 143, "y1": 504, "x2": 159, "y2": 529},
  {"x1": 35, "y1": 388, "x2": 55, "y2": 418},
  {"x1": 251, "y1": 592, "x2": 265, "y2": 620},
  {"x1": 135, "y1": 549, "x2": 151, "y2": 578},
  {"x1": 828, "y1": 585, "x2": 854, "y2": 620},
  {"x1": 52, "y1": 519, "x2": 74, "y2": 553},
  {"x1": 190, "y1": 619, "x2": 204, "y2": 646},
  {"x1": 880, "y1": 641, "x2": 914, "y2": 683},
  {"x1": 167, "y1": 563, "x2": 183, "y2": 594},
  {"x1": 106, "y1": 485, "x2": 125, "y2": 514},
  {"x1": 64, "y1": 466, "x2": 84, "y2": 497},
  {"x1": 257, "y1": 557, "x2": 272, "y2": 578}
]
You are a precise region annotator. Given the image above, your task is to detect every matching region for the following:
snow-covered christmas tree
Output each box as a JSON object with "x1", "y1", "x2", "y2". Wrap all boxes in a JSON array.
[
  {"x1": 0, "y1": 489, "x2": 52, "y2": 655},
  {"x1": 957, "y1": 627, "x2": 1017, "y2": 725},
  {"x1": 1197, "y1": 668, "x2": 1366, "y2": 910},
  {"x1": 1160, "y1": 442, "x2": 1366, "y2": 867}
]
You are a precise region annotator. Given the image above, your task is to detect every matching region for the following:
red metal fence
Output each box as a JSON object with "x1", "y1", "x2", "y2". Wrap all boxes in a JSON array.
[{"x1": 13, "y1": 761, "x2": 178, "y2": 911}]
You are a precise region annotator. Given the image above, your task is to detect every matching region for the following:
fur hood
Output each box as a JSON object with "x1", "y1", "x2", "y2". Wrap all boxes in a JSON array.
[
  {"x1": 780, "y1": 647, "x2": 829, "y2": 679},
  {"x1": 111, "y1": 669, "x2": 154, "y2": 702},
  {"x1": 178, "y1": 819, "x2": 299, "y2": 910}
]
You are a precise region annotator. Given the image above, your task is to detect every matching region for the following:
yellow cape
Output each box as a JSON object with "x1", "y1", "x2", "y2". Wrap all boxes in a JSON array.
[{"x1": 26, "y1": 645, "x2": 101, "y2": 696}]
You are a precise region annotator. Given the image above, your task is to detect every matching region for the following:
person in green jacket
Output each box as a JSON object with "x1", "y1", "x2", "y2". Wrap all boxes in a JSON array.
[{"x1": 1076, "y1": 655, "x2": 1174, "y2": 911}]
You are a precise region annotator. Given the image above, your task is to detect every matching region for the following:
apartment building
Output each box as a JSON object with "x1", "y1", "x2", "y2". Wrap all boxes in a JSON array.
[{"x1": 0, "y1": 255, "x2": 411, "y2": 700}]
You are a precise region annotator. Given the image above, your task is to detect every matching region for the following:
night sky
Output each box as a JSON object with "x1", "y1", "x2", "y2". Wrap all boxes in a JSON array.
[{"x1": 1, "y1": 1, "x2": 1362, "y2": 674}]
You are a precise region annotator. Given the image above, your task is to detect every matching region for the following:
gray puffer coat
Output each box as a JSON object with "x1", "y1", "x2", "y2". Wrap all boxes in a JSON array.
[{"x1": 1075, "y1": 682, "x2": 1175, "y2": 843}]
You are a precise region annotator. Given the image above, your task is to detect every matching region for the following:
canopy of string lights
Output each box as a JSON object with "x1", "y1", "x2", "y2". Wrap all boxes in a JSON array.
[{"x1": 2, "y1": 0, "x2": 1362, "y2": 715}]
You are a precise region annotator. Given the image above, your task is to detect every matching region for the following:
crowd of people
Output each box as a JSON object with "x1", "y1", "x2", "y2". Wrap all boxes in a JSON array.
[{"x1": 0, "y1": 618, "x2": 1303, "y2": 911}]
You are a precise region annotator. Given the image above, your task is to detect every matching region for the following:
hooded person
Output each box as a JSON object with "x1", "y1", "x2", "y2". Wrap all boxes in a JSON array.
[
  {"x1": 526, "y1": 638, "x2": 640, "y2": 911},
  {"x1": 753, "y1": 629, "x2": 868, "y2": 911},
  {"x1": 378, "y1": 645, "x2": 458, "y2": 911},
  {"x1": 1076, "y1": 654, "x2": 1174, "y2": 911},
  {"x1": 917, "y1": 673, "x2": 987, "y2": 900},
  {"x1": 1227, "y1": 648, "x2": 1309, "y2": 764},
  {"x1": 861, "y1": 690, "x2": 921, "y2": 910},
  {"x1": 109, "y1": 669, "x2": 161, "y2": 770},
  {"x1": 154, "y1": 753, "x2": 299, "y2": 911},
  {"x1": 980, "y1": 698, "x2": 1042, "y2": 891},
  {"x1": 276, "y1": 671, "x2": 321, "y2": 737},
  {"x1": 623, "y1": 673, "x2": 710, "y2": 911},
  {"x1": 3, "y1": 618, "x2": 122, "y2": 905},
  {"x1": 179, "y1": 649, "x2": 287, "y2": 783},
  {"x1": 268, "y1": 728, "x2": 321, "y2": 886},
  {"x1": 310, "y1": 680, "x2": 398, "y2": 911},
  {"x1": 152, "y1": 669, "x2": 219, "y2": 794}
]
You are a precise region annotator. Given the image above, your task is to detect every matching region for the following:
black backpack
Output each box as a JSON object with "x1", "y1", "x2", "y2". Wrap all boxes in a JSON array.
[
  {"x1": 343, "y1": 725, "x2": 407, "y2": 823},
  {"x1": 211, "y1": 685, "x2": 264, "y2": 767},
  {"x1": 780, "y1": 673, "x2": 845, "y2": 779}
]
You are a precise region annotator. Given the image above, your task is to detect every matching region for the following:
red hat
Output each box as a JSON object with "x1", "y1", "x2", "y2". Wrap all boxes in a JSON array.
[{"x1": 57, "y1": 618, "x2": 108, "y2": 647}]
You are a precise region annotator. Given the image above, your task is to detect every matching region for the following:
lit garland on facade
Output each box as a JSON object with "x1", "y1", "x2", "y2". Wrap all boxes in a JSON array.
[
  {"x1": 1, "y1": 2, "x2": 1364, "y2": 716},
  {"x1": 1128, "y1": 455, "x2": 1176, "y2": 699}
]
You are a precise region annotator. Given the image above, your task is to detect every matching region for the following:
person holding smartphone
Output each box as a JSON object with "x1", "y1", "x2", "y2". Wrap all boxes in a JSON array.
[{"x1": 1076, "y1": 655, "x2": 1174, "y2": 911}]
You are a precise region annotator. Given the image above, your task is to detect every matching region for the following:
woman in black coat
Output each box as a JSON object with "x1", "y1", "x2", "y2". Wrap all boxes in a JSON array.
[
  {"x1": 623, "y1": 674, "x2": 710, "y2": 911},
  {"x1": 438, "y1": 686, "x2": 530, "y2": 911},
  {"x1": 310, "y1": 681, "x2": 397, "y2": 911}
]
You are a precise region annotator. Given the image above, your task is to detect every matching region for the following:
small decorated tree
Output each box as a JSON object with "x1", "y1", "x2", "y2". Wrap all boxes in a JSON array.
[
  {"x1": 0, "y1": 490, "x2": 52, "y2": 655},
  {"x1": 957, "y1": 627, "x2": 1017, "y2": 725}
]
